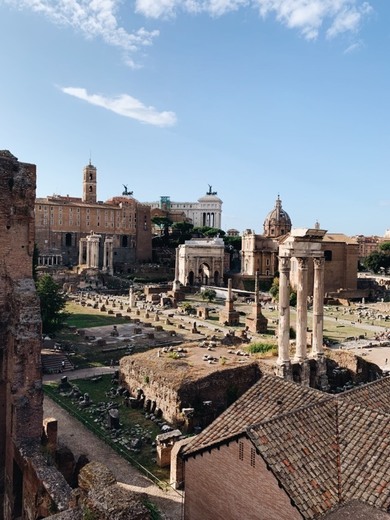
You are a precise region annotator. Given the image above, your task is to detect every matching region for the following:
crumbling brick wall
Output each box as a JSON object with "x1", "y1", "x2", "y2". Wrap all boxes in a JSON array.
[{"x1": 0, "y1": 151, "x2": 72, "y2": 520}]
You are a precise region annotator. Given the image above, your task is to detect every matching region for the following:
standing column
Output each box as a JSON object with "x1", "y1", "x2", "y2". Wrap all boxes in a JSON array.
[
  {"x1": 103, "y1": 240, "x2": 108, "y2": 271},
  {"x1": 79, "y1": 239, "x2": 85, "y2": 265},
  {"x1": 295, "y1": 257, "x2": 309, "y2": 362},
  {"x1": 277, "y1": 255, "x2": 291, "y2": 366},
  {"x1": 312, "y1": 256, "x2": 325, "y2": 357},
  {"x1": 92, "y1": 238, "x2": 100, "y2": 268},
  {"x1": 107, "y1": 239, "x2": 114, "y2": 275},
  {"x1": 173, "y1": 247, "x2": 180, "y2": 291},
  {"x1": 86, "y1": 239, "x2": 91, "y2": 267}
]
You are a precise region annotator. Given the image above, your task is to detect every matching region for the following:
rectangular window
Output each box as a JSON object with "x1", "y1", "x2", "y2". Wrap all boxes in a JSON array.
[
  {"x1": 239, "y1": 441, "x2": 244, "y2": 461},
  {"x1": 250, "y1": 448, "x2": 256, "y2": 467}
]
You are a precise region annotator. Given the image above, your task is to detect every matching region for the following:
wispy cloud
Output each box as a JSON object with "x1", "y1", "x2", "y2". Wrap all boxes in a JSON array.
[
  {"x1": 61, "y1": 87, "x2": 177, "y2": 127},
  {"x1": 343, "y1": 40, "x2": 363, "y2": 54},
  {"x1": 3, "y1": 0, "x2": 159, "y2": 67},
  {"x1": 135, "y1": 0, "x2": 372, "y2": 40}
]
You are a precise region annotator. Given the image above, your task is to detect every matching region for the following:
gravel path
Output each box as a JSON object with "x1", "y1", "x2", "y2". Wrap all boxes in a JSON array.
[{"x1": 43, "y1": 370, "x2": 183, "y2": 520}]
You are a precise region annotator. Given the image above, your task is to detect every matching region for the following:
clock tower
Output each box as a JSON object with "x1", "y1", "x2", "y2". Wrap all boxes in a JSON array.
[{"x1": 82, "y1": 161, "x2": 97, "y2": 203}]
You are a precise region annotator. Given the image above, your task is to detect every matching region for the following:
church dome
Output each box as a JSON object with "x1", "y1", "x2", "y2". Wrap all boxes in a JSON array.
[{"x1": 263, "y1": 196, "x2": 292, "y2": 238}]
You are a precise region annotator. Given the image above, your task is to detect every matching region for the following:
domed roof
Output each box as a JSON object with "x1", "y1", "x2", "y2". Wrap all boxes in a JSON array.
[
  {"x1": 263, "y1": 195, "x2": 292, "y2": 238},
  {"x1": 198, "y1": 186, "x2": 223, "y2": 204}
]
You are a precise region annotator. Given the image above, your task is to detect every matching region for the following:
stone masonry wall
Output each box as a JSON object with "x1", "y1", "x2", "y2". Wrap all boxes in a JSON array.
[{"x1": 120, "y1": 356, "x2": 261, "y2": 431}]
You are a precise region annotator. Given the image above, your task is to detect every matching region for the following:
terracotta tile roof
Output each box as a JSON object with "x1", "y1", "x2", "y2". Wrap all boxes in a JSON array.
[
  {"x1": 338, "y1": 401, "x2": 390, "y2": 511},
  {"x1": 336, "y1": 376, "x2": 390, "y2": 414},
  {"x1": 248, "y1": 400, "x2": 340, "y2": 519},
  {"x1": 182, "y1": 374, "x2": 327, "y2": 456},
  {"x1": 183, "y1": 375, "x2": 390, "y2": 518}
]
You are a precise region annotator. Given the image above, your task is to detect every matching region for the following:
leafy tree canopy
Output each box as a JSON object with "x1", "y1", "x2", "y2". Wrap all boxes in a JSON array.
[
  {"x1": 269, "y1": 277, "x2": 279, "y2": 300},
  {"x1": 201, "y1": 288, "x2": 217, "y2": 302},
  {"x1": 151, "y1": 216, "x2": 173, "y2": 236},
  {"x1": 192, "y1": 226, "x2": 226, "y2": 237},
  {"x1": 363, "y1": 250, "x2": 390, "y2": 274},
  {"x1": 171, "y1": 221, "x2": 194, "y2": 235},
  {"x1": 36, "y1": 274, "x2": 68, "y2": 333}
]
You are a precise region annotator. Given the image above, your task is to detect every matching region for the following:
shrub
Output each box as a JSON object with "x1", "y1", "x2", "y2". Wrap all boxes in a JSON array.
[{"x1": 248, "y1": 343, "x2": 275, "y2": 354}]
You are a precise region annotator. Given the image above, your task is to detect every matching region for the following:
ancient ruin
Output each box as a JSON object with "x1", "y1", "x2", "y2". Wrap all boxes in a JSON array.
[
  {"x1": 0, "y1": 151, "x2": 71, "y2": 519},
  {"x1": 276, "y1": 229, "x2": 328, "y2": 388}
]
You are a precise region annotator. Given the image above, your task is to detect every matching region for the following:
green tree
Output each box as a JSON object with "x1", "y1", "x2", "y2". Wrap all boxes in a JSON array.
[
  {"x1": 151, "y1": 216, "x2": 173, "y2": 237},
  {"x1": 201, "y1": 288, "x2": 217, "y2": 303},
  {"x1": 192, "y1": 226, "x2": 226, "y2": 237},
  {"x1": 269, "y1": 277, "x2": 279, "y2": 301},
  {"x1": 36, "y1": 274, "x2": 68, "y2": 333},
  {"x1": 172, "y1": 221, "x2": 194, "y2": 236},
  {"x1": 363, "y1": 250, "x2": 390, "y2": 274}
]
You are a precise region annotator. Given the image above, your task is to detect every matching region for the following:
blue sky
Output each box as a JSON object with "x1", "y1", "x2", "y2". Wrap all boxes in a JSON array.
[{"x1": 0, "y1": 0, "x2": 388, "y2": 236}]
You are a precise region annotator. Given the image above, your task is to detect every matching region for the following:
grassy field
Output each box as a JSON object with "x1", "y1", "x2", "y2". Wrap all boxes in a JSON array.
[
  {"x1": 44, "y1": 375, "x2": 170, "y2": 484},
  {"x1": 65, "y1": 301, "x2": 129, "y2": 328}
]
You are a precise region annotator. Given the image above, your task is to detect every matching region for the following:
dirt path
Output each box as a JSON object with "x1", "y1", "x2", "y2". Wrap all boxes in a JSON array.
[{"x1": 43, "y1": 373, "x2": 183, "y2": 520}]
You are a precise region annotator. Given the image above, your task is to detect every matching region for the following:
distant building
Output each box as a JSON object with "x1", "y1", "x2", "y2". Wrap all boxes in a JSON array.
[
  {"x1": 352, "y1": 235, "x2": 382, "y2": 261},
  {"x1": 35, "y1": 162, "x2": 152, "y2": 272},
  {"x1": 241, "y1": 195, "x2": 291, "y2": 280},
  {"x1": 146, "y1": 186, "x2": 223, "y2": 230},
  {"x1": 240, "y1": 197, "x2": 360, "y2": 298}
]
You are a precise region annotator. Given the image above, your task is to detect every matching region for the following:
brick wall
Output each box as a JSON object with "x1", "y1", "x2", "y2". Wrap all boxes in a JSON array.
[{"x1": 184, "y1": 436, "x2": 303, "y2": 520}]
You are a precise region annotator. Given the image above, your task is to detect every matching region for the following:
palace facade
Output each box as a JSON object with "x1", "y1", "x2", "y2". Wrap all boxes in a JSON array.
[{"x1": 35, "y1": 163, "x2": 152, "y2": 272}]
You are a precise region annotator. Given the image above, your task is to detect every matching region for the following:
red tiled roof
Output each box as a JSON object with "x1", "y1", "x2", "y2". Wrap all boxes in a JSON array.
[
  {"x1": 183, "y1": 374, "x2": 327, "y2": 456},
  {"x1": 183, "y1": 375, "x2": 390, "y2": 518},
  {"x1": 338, "y1": 401, "x2": 390, "y2": 510},
  {"x1": 248, "y1": 400, "x2": 340, "y2": 519},
  {"x1": 336, "y1": 376, "x2": 390, "y2": 414}
]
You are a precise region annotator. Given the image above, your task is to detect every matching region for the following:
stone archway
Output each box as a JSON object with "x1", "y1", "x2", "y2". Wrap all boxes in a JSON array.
[{"x1": 199, "y1": 263, "x2": 210, "y2": 285}]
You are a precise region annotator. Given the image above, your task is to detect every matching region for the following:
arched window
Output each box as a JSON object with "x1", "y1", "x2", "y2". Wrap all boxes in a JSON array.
[
  {"x1": 122, "y1": 235, "x2": 128, "y2": 247},
  {"x1": 65, "y1": 233, "x2": 72, "y2": 247}
]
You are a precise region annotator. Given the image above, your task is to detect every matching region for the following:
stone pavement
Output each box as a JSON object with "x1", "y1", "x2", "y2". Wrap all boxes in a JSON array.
[{"x1": 43, "y1": 369, "x2": 183, "y2": 520}]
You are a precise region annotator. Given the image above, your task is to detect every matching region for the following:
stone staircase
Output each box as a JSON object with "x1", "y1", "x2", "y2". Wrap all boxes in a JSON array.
[{"x1": 41, "y1": 351, "x2": 74, "y2": 374}]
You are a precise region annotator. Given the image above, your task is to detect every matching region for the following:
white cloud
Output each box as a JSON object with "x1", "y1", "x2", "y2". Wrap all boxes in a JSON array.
[
  {"x1": 3, "y1": 0, "x2": 159, "y2": 66},
  {"x1": 61, "y1": 86, "x2": 177, "y2": 127},
  {"x1": 343, "y1": 40, "x2": 363, "y2": 54},
  {"x1": 135, "y1": 0, "x2": 372, "y2": 40}
]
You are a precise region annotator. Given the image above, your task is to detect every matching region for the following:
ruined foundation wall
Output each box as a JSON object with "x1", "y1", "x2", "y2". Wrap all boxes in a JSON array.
[
  {"x1": 325, "y1": 348, "x2": 382, "y2": 383},
  {"x1": 120, "y1": 356, "x2": 261, "y2": 430}
]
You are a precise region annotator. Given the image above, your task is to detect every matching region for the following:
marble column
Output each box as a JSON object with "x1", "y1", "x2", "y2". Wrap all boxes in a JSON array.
[
  {"x1": 79, "y1": 238, "x2": 86, "y2": 266},
  {"x1": 312, "y1": 256, "x2": 325, "y2": 358},
  {"x1": 173, "y1": 247, "x2": 180, "y2": 291},
  {"x1": 86, "y1": 239, "x2": 91, "y2": 267},
  {"x1": 295, "y1": 257, "x2": 309, "y2": 362},
  {"x1": 89, "y1": 237, "x2": 100, "y2": 268},
  {"x1": 277, "y1": 255, "x2": 291, "y2": 366}
]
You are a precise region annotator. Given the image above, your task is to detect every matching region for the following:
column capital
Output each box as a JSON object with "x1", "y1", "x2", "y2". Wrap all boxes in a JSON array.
[
  {"x1": 278, "y1": 256, "x2": 291, "y2": 271},
  {"x1": 296, "y1": 256, "x2": 309, "y2": 269},
  {"x1": 313, "y1": 256, "x2": 325, "y2": 269}
]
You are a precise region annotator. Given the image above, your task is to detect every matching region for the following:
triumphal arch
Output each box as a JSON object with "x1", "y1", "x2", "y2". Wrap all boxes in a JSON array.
[{"x1": 177, "y1": 237, "x2": 225, "y2": 287}]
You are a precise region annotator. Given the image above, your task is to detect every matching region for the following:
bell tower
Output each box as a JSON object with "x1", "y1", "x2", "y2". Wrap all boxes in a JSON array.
[{"x1": 82, "y1": 161, "x2": 97, "y2": 203}]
